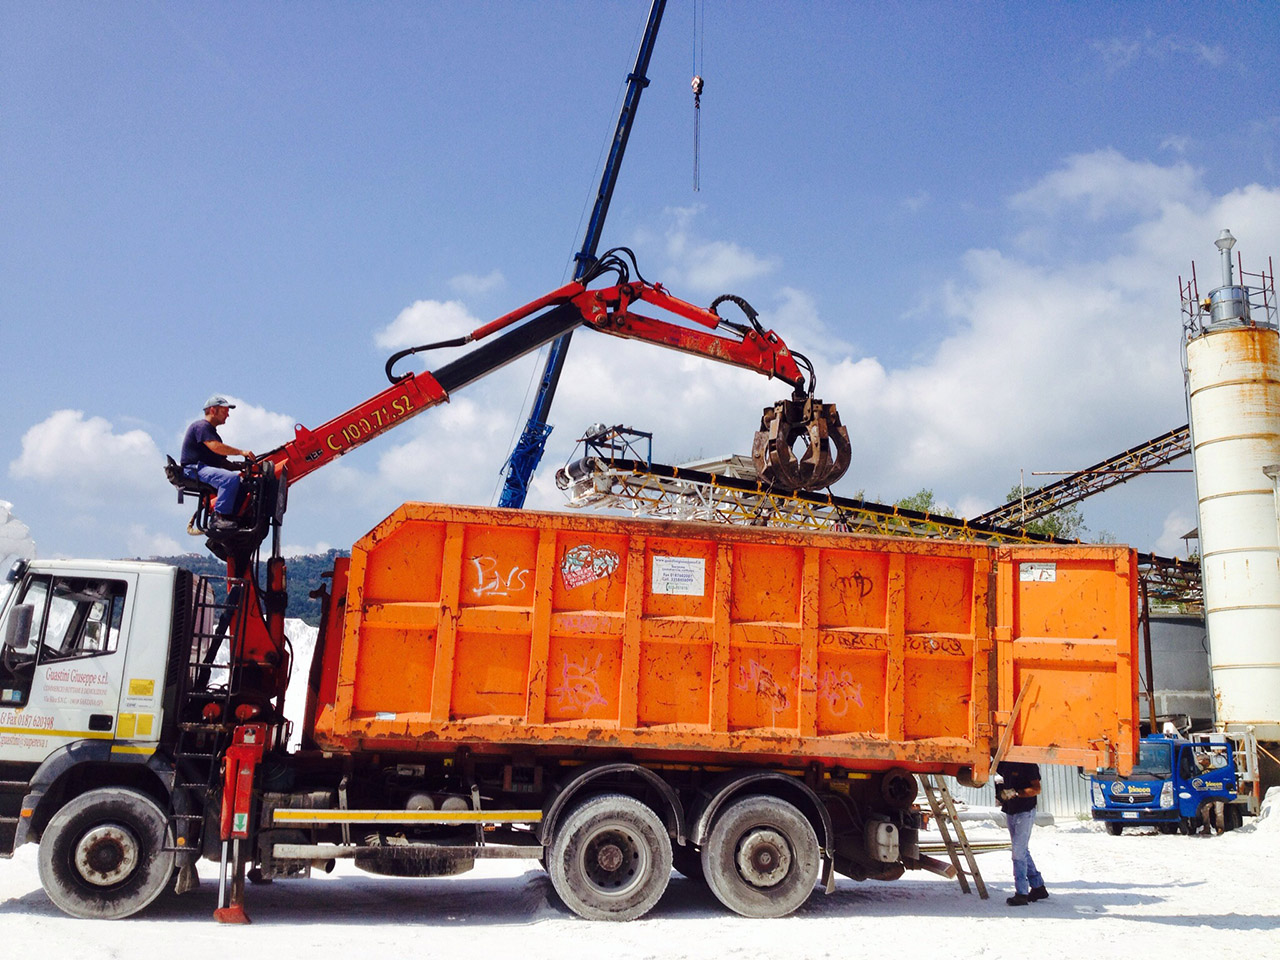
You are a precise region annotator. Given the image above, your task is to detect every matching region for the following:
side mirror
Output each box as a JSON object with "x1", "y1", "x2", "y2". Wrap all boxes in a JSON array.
[{"x1": 4, "y1": 604, "x2": 34, "y2": 650}]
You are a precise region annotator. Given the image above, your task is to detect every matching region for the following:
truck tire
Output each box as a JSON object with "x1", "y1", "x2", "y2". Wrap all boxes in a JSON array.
[
  {"x1": 37, "y1": 787, "x2": 176, "y2": 920},
  {"x1": 1104, "y1": 822, "x2": 1123, "y2": 836},
  {"x1": 701, "y1": 795, "x2": 820, "y2": 919},
  {"x1": 548, "y1": 794, "x2": 672, "y2": 921}
]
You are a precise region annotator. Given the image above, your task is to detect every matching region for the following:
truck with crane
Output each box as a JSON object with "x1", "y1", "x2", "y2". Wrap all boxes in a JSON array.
[{"x1": 0, "y1": 260, "x2": 1140, "y2": 924}]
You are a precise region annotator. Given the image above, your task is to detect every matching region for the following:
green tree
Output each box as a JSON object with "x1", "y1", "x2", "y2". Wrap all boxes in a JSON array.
[
  {"x1": 1003, "y1": 484, "x2": 1087, "y2": 540},
  {"x1": 895, "y1": 488, "x2": 955, "y2": 517}
]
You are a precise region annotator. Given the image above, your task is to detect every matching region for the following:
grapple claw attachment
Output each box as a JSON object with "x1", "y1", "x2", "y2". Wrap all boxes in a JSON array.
[{"x1": 751, "y1": 397, "x2": 851, "y2": 491}]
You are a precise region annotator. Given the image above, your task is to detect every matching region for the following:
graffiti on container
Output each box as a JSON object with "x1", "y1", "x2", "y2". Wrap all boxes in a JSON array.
[
  {"x1": 733, "y1": 659, "x2": 791, "y2": 715},
  {"x1": 834, "y1": 571, "x2": 875, "y2": 600},
  {"x1": 551, "y1": 653, "x2": 608, "y2": 711},
  {"x1": 830, "y1": 634, "x2": 888, "y2": 651},
  {"x1": 796, "y1": 667, "x2": 864, "y2": 716},
  {"x1": 560, "y1": 544, "x2": 621, "y2": 590},
  {"x1": 906, "y1": 636, "x2": 965, "y2": 656},
  {"x1": 469, "y1": 556, "x2": 531, "y2": 598}
]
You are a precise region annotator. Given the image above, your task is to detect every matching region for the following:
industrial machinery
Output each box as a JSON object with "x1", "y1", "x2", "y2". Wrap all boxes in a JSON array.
[
  {"x1": 162, "y1": 253, "x2": 849, "y2": 707},
  {"x1": 0, "y1": 504, "x2": 1138, "y2": 924}
]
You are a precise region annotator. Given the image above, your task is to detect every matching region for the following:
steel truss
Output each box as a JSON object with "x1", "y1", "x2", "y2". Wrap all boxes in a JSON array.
[{"x1": 557, "y1": 455, "x2": 1201, "y2": 608}]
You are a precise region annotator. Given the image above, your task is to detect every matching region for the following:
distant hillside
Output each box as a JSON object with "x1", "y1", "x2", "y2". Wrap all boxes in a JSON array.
[{"x1": 141, "y1": 550, "x2": 348, "y2": 626}]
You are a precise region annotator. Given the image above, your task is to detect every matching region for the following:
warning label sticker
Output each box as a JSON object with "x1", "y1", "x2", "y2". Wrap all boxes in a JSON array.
[{"x1": 651, "y1": 556, "x2": 706, "y2": 596}]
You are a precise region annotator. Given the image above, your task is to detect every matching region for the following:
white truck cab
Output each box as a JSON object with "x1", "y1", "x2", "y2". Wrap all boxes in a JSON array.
[{"x1": 0, "y1": 558, "x2": 182, "y2": 855}]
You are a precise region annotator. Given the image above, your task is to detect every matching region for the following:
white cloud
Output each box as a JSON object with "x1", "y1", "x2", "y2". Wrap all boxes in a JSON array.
[
  {"x1": 658, "y1": 206, "x2": 777, "y2": 293},
  {"x1": 1010, "y1": 149, "x2": 1203, "y2": 221},
  {"x1": 814, "y1": 155, "x2": 1280, "y2": 551},
  {"x1": 903, "y1": 190, "x2": 931, "y2": 212},
  {"x1": 1092, "y1": 37, "x2": 1142, "y2": 72},
  {"x1": 10, "y1": 410, "x2": 167, "y2": 507},
  {"x1": 374, "y1": 299, "x2": 481, "y2": 350},
  {"x1": 1154, "y1": 508, "x2": 1197, "y2": 559},
  {"x1": 205, "y1": 398, "x2": 296, "y2": 456},
  {"x1": 1092, "y1": 34, "x2": 1226, "y2": 72},
  {"x1": 125, "y1": 524, "x2": 182, "y2": 558},
  {"x1": 449, "y1": 270, "x2": 505, "y2": 296}
]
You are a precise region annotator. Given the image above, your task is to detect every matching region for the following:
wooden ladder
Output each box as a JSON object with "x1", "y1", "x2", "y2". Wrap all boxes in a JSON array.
[{"x1": 920, "y1": 774, "x2": 988, "y2": 899}]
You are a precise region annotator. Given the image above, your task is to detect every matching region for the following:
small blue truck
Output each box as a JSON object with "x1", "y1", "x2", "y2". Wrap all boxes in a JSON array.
[{"x1": 1090, "y1": 733, "x2": 1240, "y2": 835}]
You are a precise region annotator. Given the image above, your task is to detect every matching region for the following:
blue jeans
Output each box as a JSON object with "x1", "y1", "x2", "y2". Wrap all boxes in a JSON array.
[
  {"x1": 185, "y1": 463, "x2": 241, "y2": 516},
  {"x1": 1007, "y1": 809, "x2": 1043, "y2": 895}
]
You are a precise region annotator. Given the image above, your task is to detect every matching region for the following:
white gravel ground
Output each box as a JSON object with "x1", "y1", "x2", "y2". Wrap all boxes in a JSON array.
[{"x1": 4, "y1": 800, "x2": 1278, "y2": 960}]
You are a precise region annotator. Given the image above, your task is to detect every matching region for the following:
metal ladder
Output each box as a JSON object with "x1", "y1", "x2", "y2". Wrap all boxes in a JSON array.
[
  {"x1": 163, "y1": 578, "x2": 243, "y2": 857},
  {"x1": 920, "y1": 774, "x2": 988, "y2": 899}
]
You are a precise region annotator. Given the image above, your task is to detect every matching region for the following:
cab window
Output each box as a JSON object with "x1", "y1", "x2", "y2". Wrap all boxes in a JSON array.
[
  {"x1": 41, "y1": 578, "x2": 126, "y2": 660},
  {"x1": 3, "y1": 575, "x2": 126, "y2": 662}
]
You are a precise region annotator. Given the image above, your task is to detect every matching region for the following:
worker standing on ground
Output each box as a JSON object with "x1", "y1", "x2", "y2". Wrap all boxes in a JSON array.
[
  {"x1": 181, "y1": 395, "x2": 254, "y2": 532},
  {"x1": 996, "y1": 760, "x2": 1048, "y2": 907}
]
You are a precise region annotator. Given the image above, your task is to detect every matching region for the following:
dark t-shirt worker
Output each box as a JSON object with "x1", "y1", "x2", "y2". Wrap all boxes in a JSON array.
[
  {"x1": 181, "y1": 395, "x2": 254, "y2": 531},
  {"x1": 996, "y1": 760, "x2": 1048, "y2": 906}
]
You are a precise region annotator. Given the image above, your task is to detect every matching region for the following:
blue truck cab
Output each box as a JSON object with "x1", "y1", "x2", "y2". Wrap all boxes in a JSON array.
[{"x1": 1090, "y1": 733, "x2": 1239, "y2": 835}]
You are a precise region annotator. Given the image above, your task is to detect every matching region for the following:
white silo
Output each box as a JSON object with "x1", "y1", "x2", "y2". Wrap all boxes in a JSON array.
[{"x1": 1183, "y1": 230, "x2": 1280, "y2": 743}]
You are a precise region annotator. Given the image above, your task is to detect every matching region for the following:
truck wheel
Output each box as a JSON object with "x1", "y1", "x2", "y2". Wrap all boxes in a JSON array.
[
  {"x1": 671, "y1": 841, "x2": 704, "y2": 883},
  {"x1": 1104, "y1": 822, "x2": 1123, "y2": 836},
  {"x1": 548, "y1": 794, "x2": 672, "y2": 921},
  {"x1": 701, "y1": 795, "x2": 820, "y2": 919},
  {"x1": 37, "y1": 787, "x2": 176, "y2": 920}
]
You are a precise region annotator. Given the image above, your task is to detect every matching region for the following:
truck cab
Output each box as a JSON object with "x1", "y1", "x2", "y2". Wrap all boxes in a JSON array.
[
  {"x1": 1090, "y1": 732, "x2": 1238, "y2": 835},
  {"x1": 0, "y1": 558, "x2": 187, "y2": 856}
]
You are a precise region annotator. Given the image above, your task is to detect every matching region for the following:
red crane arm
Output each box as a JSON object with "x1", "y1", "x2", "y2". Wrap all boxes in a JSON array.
[{"x1": 258, "y1": 278, "x2": 807, "y2": 486}]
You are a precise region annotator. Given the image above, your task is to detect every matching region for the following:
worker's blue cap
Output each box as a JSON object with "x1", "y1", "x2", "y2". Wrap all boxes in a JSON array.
[{"x1": 203, "y1": 395, "x2": 236, "y2": 410}]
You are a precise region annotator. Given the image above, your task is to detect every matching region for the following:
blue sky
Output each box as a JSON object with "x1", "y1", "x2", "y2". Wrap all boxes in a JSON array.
[{"x1": 3, "y1": 1, "x2": 1280, "y2": 562}]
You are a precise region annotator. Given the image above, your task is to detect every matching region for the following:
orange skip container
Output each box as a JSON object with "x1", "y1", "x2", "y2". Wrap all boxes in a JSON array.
[{"x1": 308, "y1": 503, "x2": 1138, "y2": 781}]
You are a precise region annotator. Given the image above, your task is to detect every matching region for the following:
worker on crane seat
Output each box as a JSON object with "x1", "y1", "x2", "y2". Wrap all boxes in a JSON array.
[{"x1": 181, "y1": 395, "x2": 255, "y2": 534}]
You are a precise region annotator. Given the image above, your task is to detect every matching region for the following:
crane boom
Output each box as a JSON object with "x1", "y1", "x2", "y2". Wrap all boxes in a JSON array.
[{"x1": 498, "y1": 0, "x2": 668, "y2": 509}]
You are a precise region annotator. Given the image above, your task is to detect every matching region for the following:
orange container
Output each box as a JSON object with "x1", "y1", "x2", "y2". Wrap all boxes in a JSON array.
[{"x1": 308, "y1": 503, "x2": 1138, "y2": 780}]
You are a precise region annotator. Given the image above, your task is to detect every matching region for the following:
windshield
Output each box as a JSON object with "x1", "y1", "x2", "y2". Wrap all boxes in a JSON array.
[{"x1": 1097, "y1": 740, "x2": 1172, "y2": 779}]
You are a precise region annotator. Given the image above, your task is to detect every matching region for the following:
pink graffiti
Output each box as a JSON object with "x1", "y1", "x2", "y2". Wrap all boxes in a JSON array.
[{"x1": 551, "y1": 654, "x2": 608, "y2": 711}]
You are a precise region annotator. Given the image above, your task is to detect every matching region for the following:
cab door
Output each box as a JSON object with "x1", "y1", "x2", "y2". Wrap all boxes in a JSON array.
[{"x1": 0, "y1": 572, "x2": 135, "y2": 764}]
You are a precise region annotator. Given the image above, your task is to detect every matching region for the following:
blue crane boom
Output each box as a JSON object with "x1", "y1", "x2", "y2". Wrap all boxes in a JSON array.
[{"x1": 498, "y1": 0, "x2": 667, "y2": 509}]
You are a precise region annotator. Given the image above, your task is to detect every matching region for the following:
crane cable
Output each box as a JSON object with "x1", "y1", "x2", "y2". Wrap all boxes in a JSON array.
[{"x1": 692, "y1": 0, "x2": 704, "y2": 191}]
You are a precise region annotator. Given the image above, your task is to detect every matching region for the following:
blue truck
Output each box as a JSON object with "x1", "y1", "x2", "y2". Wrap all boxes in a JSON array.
[{"x1": 1090, "y1": 733, "x2": 1241, "y2": 835}]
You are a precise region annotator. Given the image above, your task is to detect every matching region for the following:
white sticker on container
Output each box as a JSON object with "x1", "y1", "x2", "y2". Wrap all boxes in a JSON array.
[
  {"x1": 1020, "y1": 562, "x2": 1057, "y2": 582},
  {"x1": 651, "y1": 555, "x2": 706, "y2": 596}
]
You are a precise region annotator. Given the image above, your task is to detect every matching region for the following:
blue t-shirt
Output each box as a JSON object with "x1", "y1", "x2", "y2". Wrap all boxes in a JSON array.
[{"x1": 181, "y1": 419, "x2": 232, "y2": 470}]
